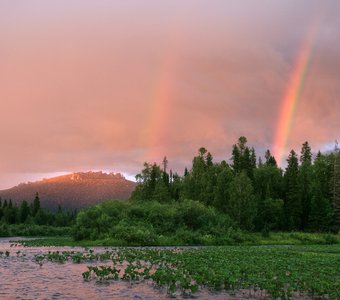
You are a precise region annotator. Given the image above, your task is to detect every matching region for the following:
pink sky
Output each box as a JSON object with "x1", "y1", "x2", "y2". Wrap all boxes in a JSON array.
[{"x1": 0, "y1": 1, "x2": 339, "y2": 189}]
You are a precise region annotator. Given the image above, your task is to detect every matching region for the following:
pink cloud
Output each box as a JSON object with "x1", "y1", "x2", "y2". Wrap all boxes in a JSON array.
[{"x1": 0, "y1": 1, "x2": 339, "y2": 188}]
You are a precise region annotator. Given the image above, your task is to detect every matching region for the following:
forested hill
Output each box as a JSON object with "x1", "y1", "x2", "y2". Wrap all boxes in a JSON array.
[{"x1": 0, "y1": 172, "x2": 136, "y2": 210}]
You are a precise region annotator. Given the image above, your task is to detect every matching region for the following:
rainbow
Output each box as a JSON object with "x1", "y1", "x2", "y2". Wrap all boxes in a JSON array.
[
  {"x1": 145, "y1": 27, "x2": 183, "y2": 163},
  {"x1": 273, "y1": 24, "x2": 318, "y2": 166},
  {"x1": 146, "y1": 52, "x2": 176, "y2": 162}
]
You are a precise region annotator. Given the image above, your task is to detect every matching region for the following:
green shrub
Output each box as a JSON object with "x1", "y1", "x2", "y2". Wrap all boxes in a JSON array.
[
  {"x1": 71, "y1": 199, "x2": 235, "y2": 245},
  {"x1": 111, "y1": 223, "x2": 157, "y2": 246},
  {"x1": 322, "y1": 233, "x2": 338, "y2": 244}
]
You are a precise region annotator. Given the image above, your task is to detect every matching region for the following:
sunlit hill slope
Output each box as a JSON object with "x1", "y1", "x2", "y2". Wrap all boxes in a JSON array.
[{"x1": 0, "y1": 172, "x2": 136, "y2": 210}]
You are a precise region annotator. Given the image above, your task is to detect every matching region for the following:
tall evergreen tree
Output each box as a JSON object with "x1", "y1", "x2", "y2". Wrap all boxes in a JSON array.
[
  {"x1": 0, "y1": 198, "x2": 3, "y2": 221},
  {"x1": 264, "y1": 149, "x2": 277, "y2": 167},
  {"x1": 299, "y1": 141, "x2": 313, "y2": 230},
  {"x1": 250, "y1": 147, "x2": 257, "y2": 169},
  {"x1": 330, "y1": 150, "x2": 340, "y2": 232},
  {"x1": 231, "y1": 136, "x2": 255, "y2": 179},
  {"x1": 183, "y1": 147, "x2": 209, "y2": 202},
  {"x1": 300, "y1": 141, "x2": 312, "y2": 164},
  {"x1": 4, "y1": 200, "x2": 17, "y2": 224},
  {"x1": 169, "y1": 172, "x2": 182, "y2": 201},
  {"x1": 309, "y1": 154, "x2": 332, "y2": 231},
  {"x1": 284, "y1": 150, "x2": 302, "y2": 230},
  {"x1": 132, "y1": 163, "x2": 164, "y2": 201},
  {"x1": 32, "y1": 192, "x2": 41, "y2": 216},
  {"x1": 253, "y1": 164, "x2": 284, "y2": 230},
  {"x1": 19, "y1": 200, "x2": 30, "y2": 223}
]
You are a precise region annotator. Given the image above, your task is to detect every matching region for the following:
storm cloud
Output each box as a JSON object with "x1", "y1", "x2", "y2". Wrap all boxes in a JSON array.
[{"x1": 0, "y1": 0, "x2": 339, "y2": 188}]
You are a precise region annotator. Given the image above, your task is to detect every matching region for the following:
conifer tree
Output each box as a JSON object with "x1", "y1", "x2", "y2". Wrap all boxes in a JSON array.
[
  {"x1": 250, "y1": 147, "x2": 257, "y2": 169},
  {"x1": 253, "y1": 163, "x2": 284, "y2": 230},
  {"x1": 170, "y1": 172, "x2": 181, "y2": 201},
  {"x1": 32, "y1": 192, "x2": 41, "y2": 216},
  {"x1": 264, "y1": 149, "x2": 278, "y2": 167},
  {"x1": 299, "y1": 141, "x2": 312, "y2": 230},
  {"x1": 330, "y1": 149, "x2": 340, "y2": 232},
  {"x1": 231, "y1": 136, "x2": 255, "y2": 179},
  {"x1": 188, "y1": 147, "x2": 209, "y2": 201},
  {"x1": 4, "y1": 200, "x2": 17, "y2": 224},
  {"x1": 19, "y1": 200, "x2": 30, "y2": 223},
  {"x1": 309, "y1": 154, "x2": 332, "y2": 231},
  {"x1": 284, "y1": 150, "x2": 302, "y2": 230},
  {"x1": 0, "y1": 198, "x2": 2, "y2": 221}
]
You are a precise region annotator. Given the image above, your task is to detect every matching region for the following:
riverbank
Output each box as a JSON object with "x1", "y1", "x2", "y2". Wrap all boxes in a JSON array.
[
  {"x1": 0, "y1": 223, "x2": 71, "y2": 237},
  {"x1": 12, "y1": 231, "x2": 340, "y2": 247}
]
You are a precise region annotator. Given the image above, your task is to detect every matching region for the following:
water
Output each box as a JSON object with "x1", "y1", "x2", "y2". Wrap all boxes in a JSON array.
[
  {"x1": 0, "y1": 238, "x2": 245, "y2": 300},
  {"x1": 0, "y1": 238, "x2": 171, "y2": 300}
]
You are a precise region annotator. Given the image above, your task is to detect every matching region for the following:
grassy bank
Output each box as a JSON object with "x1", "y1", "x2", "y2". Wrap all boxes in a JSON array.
[
  {"x1": 0, "y1": 223, "x2": 71, "y2": 238},
  {"x1": 13, "y1": 231, "x2": 340, "y2": 247}
]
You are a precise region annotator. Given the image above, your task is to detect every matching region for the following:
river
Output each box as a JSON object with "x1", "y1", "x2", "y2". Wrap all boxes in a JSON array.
[{"x1": 0, "y1": 238, "x2": 249, "y2": 300}]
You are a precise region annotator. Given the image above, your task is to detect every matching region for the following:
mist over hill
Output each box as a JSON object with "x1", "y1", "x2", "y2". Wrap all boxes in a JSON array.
[{"x1": 0, "y1": 171, "x2": 136, "y2": 210}]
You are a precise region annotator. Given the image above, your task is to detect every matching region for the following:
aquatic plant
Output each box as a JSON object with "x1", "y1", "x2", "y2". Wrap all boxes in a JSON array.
[
  {"x1": 25, "y1": 245, "x2": 339, "y2": 299},
  {"x1": 81, "y1": 246, "x2": 339, "y2": 299}
]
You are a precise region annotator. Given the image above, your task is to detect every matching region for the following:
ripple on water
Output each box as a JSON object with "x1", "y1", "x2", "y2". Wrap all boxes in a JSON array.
[
  {"x1": 0, "y1": 238, "x2": 169, "y2": 300},
  {"x1": 0, "y1": 238, "x2": 266, "y2": 300}
]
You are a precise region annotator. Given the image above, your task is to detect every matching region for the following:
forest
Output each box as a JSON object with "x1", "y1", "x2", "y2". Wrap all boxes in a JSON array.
[
  {"x1": 0, "y1": 192, "x2": 76, "y2": 236},
  {"x1": 71, "y1": 137, "x2": 340, "y2": 245},
  {"x1": 1, "y1": 136, "x2": 339, "y2": 245},
  {"x1": 132, "y1": 137, "x2": 339, "y2": 232}
]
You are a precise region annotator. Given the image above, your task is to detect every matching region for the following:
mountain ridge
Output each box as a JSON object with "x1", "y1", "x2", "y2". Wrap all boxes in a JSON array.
[{"x1": 0, "y1": 171, "x2": 136, "y2": 210}]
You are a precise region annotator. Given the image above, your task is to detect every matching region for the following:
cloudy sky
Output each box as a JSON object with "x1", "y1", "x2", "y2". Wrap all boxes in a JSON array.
[{"x1": 0, "y1": 0, "x2": 339, "y2": 189}]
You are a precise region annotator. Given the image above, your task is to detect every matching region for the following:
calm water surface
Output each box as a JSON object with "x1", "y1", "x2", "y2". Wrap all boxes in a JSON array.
[
  {"x1": 0, "y1": 238, "x2": 170, "y2": 300},
  {"x1": 0, "y1": 238, "x2": 241, "y2": 300}
]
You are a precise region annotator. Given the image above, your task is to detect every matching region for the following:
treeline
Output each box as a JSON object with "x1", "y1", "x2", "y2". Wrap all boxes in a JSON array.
[
  {"x1": 0, "y1": 192, "x2": 76, "y2": 230},
  {"x1": 131, "y1": 137, "x2": 340, "y2": 233}
]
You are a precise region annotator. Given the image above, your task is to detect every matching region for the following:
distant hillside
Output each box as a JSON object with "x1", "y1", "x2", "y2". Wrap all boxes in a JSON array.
[{"x1": 0, "y1": 171, "x2": 136, "y2": 210}]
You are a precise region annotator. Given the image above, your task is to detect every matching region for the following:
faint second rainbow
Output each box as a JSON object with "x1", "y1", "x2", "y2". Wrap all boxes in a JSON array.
[
  {"x1": 145, "y1": 24, "x2": 184, "y2": 163},
  {"x1": 273, "y1": 24, "x2": 319, "y2": 166},
  {"x1": 146, "y1": 48, "x2": 177, "y2": 163}
]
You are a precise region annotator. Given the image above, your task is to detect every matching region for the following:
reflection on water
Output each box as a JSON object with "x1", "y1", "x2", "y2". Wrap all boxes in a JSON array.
[
  {"x1": 0, "y1": 237, "x2": 168, "y2": 300},
  {"x1": 0, "y1": 238, "x2": 254, "y2": 300}
]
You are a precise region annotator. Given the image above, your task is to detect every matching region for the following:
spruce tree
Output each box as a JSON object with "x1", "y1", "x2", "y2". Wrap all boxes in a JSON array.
[
  {"x1": 264, "y1": 149, "x2": 277, "y2": 167},
  {"x1": 299, "y1": 141, "x2": 312, "y2": 230},
  {"x1": 0, "y1": 198, "x2": 2, "y2": 221},
  {"x1": 19, "y1": 200, "x2": 30, "y2": 223},
  {"x1": 309, "y1": 154, "x2": 332, "y2": 231},
  {"x1": 189, "y1": 147, "x2": 209, "y2": 201},
  {"x1": 231, "y1": 136, "x2": 255, "y2": 179},
  {"x1": 284, "y1": 150, "x2": 302, "y2": 230},
  {"x1": 32, "y1": 192, "x2": 41, "y2": 216},
  {"x1": 330, "y1": 150, "x2": 340, "y2": 232},
  {"x1": 253, "y1": 164, "x2": 284, "y2": 230}
]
